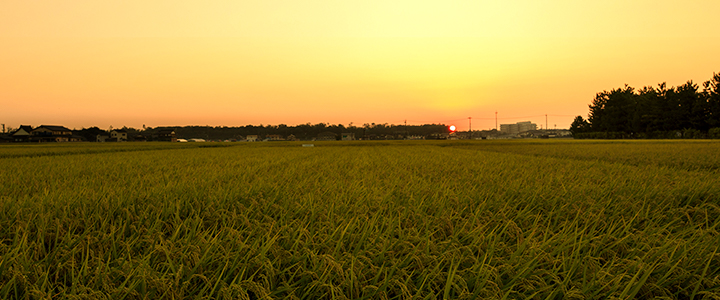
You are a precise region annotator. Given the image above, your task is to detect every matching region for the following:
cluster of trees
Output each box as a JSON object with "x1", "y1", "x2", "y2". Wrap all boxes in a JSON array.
[
  {"x1": 162, "y1": 123, "x2": 448, "y2": 140},
  {"x1": 571, "y1": 73, "x2": 720, "y2": 139},
  {"x1": 77, "y1": 123, "x2": 451, "y2": 141}
]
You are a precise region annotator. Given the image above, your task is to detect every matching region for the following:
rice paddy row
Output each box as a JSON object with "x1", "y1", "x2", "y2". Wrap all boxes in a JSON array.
[{"x1": 1, "y1": 140, "x2": 718, "y2": 299}]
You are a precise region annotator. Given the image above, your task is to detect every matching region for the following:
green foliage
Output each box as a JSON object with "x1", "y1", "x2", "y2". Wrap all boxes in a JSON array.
[
  {"x1": 682, "y1": 128, "x2": 705, "y2": 139},
  {"x1": 1, "y1": 141, "x2": 719, "y2": 299},
  {"x1": 709, "y1": 127, "x2": 720, "y2": 139}
]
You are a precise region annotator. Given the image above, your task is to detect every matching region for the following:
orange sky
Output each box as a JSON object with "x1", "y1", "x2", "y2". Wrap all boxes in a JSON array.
[{"x1": 2, "y1": 0, "x2": 720, "y2": 131}]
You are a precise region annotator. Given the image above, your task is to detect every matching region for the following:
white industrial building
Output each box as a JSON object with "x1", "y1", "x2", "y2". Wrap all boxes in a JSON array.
[{"x1": 500, "y1": 121, "x2": 537, "y2": 134}]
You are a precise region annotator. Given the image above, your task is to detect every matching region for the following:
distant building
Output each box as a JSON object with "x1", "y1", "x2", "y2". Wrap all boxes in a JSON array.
[
  {"x1": 317, "y1": 131, "x2": 337, "y2": 141},
  {"x1": 341, "y1": 133, "x2": 355, "y2": 141},
  {"x1": 156, "y1": 129, "x2": 177, "y2": 142},
  {"x1": 266, "y1": 134, "x2": 284, "y2": 141},
  {"x1": 10, "y1": 125, "x2": 33, "y2": 142},
  {"x1": 246, "y1": 135, "x2": 258, "y2": 142},
  {"x1": 500, "y1": 121, "x2": 537, "y2": 134},
  {"x1": 500, "y1": 124, "x2": 517, "y2": 134},
  {"x1": 31, "y1": 125, "x2": 80, "y2": 142},
  {"x1": 110, "y1": 129, "x2": 128, "y2": 142},
  {"x1": 517, "y1": 121, "x2": 537, "y2": 132}
]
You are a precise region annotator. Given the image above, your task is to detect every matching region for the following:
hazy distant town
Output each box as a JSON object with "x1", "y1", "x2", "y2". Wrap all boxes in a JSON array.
[{"x1": 0, "y1": 121, "x2": 572, "y2": 143}]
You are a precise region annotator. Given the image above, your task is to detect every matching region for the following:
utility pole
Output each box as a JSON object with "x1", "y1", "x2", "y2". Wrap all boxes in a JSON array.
[
  {"x1": 468, "y1": 117, "x2": 472, "y2": 139},
  {"x1": 404, "y1": 119, "x2": 408, "y2": 139},
  {"x1": 545, "y1": 114, "x2": 548, "y2": 132},
  {"x1": 495, "y1": 111, "x2": 498, "y2": 131}
]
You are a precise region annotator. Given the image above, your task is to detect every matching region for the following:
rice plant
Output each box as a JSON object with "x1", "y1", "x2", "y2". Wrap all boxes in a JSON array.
[{"x1": 0, "y1": 140, "x2": 718, "y2": 299}]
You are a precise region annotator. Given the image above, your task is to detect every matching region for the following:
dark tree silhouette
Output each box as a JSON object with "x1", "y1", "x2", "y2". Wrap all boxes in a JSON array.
[
  {"x1": 575, "y1": 72, "x2": 720, "y2": 139},
  {"x1": 570, "y1": 116, "x2": 589, "y2": 135}
]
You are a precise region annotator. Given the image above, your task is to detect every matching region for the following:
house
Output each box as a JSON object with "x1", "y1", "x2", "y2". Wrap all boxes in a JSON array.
[
  {"x1": 32, "y1": 125, "x2": 72, "y2": 136},
  {"x1": 341, "y1": 133, "x2": 355, "y2": 141},
  {"x1": 156, "y1": 129, "x2": 177, "y2": 142},
  {"x1": 110, "y1": 129, "x2": 128, "y2": 142},
  {"x1": 266, "y1": 134, "x2": 284, "y2": 141},
  {"x1": 246, "y1": 135, "x2": 258, "y2": 142},
  {"x1": 317, "y1": 131, "x2": 337, "y2": 141},
  {"x1": 7, "y1": 125, "x2": 80, "y2": 142},
  {"x1": 10, "y1": 125, "x2": 33, "y2": 142},
  {"x1": 31, "y1": 125, "x2": 80, "y2": 142}
]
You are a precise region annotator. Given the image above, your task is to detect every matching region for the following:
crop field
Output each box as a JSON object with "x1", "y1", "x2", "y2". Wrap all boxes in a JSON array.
[{"x1": 1, "y1": 140, "x2": 719, "y2": 299}]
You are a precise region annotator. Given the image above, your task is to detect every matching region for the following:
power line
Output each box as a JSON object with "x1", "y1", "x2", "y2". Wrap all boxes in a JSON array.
[{"x1": 371, "y1": 113, "x2": 578, "y2": 127}]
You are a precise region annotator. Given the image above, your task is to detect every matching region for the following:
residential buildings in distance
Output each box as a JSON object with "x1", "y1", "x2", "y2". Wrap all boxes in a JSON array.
[
  {"x1": 500, "y1": 121, "x2": 537, "y2": 135},
  {"x1": 4, "y1": 125, "x2": 81, "y2": 142},
  {"x1": 1, "y1": 125, "x2": 176, "y2": 143},
  {"x1": 97, "y1": 129, "x2": 129, "y2": 142}
]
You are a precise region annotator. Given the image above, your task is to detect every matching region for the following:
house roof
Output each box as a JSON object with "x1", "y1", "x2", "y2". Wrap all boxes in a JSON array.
[
  {"x1": 36, "y1": 125, "x2": 71, "y2": 132},
  {"x1": 11, "y1": 125, "x2": 33, "y2": 136}
]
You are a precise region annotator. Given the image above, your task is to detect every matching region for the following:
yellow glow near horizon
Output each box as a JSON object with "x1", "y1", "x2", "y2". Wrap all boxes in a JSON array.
[{"x1": 2, "y1": 1, "x2": 720, "y2": 130}]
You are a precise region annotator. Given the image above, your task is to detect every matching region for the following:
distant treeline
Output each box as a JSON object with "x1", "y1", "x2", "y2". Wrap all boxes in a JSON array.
[
  {"x1": 76, "y1": 123, "x2": 450, "y2": 141},
  {"x1": 571, "y1": 72, "x2": 720, "y2": 139}
]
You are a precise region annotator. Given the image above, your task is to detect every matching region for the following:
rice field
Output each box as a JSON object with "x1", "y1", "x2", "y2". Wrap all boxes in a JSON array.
[{"x1": 1, "y1": 140, "x2": 719, "y2": 299}]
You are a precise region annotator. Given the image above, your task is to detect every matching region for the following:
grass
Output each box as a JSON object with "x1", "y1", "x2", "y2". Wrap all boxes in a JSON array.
[
  {"x1": 1, "y1": 140, "x2": 719, "y2": 299},
  {"x1": 0, "y1": 141, "x2": 233, "y2": 159}
]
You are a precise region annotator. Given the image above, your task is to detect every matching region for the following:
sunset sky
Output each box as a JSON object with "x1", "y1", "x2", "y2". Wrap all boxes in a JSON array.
[{"x1": 2, "y1": 1, "x2": 720, "y2": 131}]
